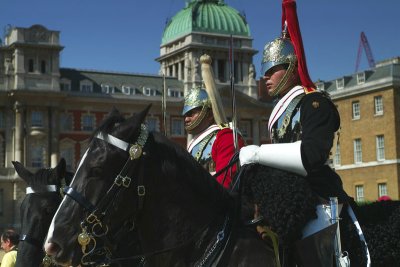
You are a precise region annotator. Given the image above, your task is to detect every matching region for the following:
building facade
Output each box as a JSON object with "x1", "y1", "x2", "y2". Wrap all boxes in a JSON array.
[
  {"x1": 0, "y1": 0, "x2": 271, "y2": 229},
  {"x1": 319, "y1": 57, "x2": 400, "y2": 202}
]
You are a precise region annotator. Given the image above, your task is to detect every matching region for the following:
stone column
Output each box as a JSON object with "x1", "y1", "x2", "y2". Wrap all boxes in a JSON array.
[
  {"x1": 172, "y1": 63, "x2": 176, "y2": 78},
  {"x1": 178, "y1": 60, "x2": 182, "y2": 80},
  {"x1": 14, "y1": 48, "x2": 25, "y2": 89},
  {"x1": 49, "y1": 107, "x2": 60, "y2": 167},
  {"x1": 14, "y1": 101, "x2": 24, "y2": 163}
]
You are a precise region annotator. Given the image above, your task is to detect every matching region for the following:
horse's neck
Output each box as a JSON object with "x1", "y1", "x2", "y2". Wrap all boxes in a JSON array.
[{"x1": 143, "y1": 205, "x2": 233, "y2": 266}]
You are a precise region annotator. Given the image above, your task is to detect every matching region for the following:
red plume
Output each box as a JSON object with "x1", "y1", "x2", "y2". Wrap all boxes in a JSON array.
[{"x1": 282, "y1": 0, "x2": 315, "y2": 93}]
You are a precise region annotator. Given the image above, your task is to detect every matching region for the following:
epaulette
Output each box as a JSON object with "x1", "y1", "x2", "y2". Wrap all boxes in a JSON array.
[
  {"x1": 303, "y1": 86, "x2": 317, "y2": 94},
  {"x1": 219, "y1": 123, "x2": 230, "y2": 130}
]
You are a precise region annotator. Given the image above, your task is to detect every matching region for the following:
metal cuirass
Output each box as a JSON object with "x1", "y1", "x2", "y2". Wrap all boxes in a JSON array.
[
  {"x1": 271, "y1": 102, "x2": 302, "y2": 144},
  {"x1": 190, "y1": 133, "x2": 217, "y2": 173}
]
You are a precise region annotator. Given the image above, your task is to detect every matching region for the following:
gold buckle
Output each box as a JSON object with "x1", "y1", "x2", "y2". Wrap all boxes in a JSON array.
[{"x1": 137, "y1": 186, "x2": 145, "y2": 196}]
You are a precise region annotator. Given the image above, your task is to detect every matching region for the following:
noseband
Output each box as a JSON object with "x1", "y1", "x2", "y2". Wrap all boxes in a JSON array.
[{"x1": 62, "y1": 124, "x2": 149, "y2": 266}]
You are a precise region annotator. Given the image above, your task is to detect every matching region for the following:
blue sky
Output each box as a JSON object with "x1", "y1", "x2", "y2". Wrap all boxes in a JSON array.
[{"x1": 1, "y1": 0, "x2": 399, "y2": 81}]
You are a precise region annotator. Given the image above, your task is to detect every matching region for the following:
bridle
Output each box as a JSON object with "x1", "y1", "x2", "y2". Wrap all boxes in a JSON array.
[
  {"x1": 62, "y1": 124, "x2": 149, "y2": 266},
  {"x1": 62, "y1": 123, "x2": 237, "y2": 267},
  {"x1": 22, "y1": 181, "x2": 66, "y2": 267}
]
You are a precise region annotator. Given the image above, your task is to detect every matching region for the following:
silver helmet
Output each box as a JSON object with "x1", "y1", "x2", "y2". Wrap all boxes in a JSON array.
[
  {"x1": 182, "y1": 87, "x2": 211, "y2": 131},
  {"x1": 261, "y1": 36, "x2": 297, "y2": 96}
]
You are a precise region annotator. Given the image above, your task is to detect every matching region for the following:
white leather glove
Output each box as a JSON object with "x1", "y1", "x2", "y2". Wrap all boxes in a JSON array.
[
  {"x1": 239, "y1": 145, "x2": 260, "y2": 166},
  {"x1": 239, "y1": 141, "x2": 307, "y2": 176}
]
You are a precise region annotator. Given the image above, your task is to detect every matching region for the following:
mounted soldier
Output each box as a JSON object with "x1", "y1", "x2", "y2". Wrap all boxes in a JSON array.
[
  {"x1": 240, "y1": 0, "x2": 370, "y2": 266},
  {"x1": 183, "y1": 85, "x2": 244, "y2": 188}
]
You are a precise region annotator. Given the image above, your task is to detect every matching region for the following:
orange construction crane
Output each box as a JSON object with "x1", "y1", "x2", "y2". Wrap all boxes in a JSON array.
[{"x1": 355, "y1": 31, "x2": 376, "y2": 72}]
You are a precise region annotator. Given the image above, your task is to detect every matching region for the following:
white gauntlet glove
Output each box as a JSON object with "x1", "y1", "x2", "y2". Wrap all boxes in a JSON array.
[
  {"x1": 239, "y1": 145, "x2": 260, "y2": 166},
  {"x1": 239, "y1": 141, "x2": 307, "y2": 176}
]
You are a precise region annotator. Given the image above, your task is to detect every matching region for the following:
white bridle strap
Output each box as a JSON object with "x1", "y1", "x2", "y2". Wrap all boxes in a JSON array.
[
  {"x1": 26, "y1": 185, "x2": 58, "y2": 194},
  {"x1": 96, "y1": 133, "x2": 130, "y2": 151}
]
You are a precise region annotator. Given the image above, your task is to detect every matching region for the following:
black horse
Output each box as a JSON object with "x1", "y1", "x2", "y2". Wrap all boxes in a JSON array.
[
  {"x1": 43, "y1": 106, "x2": 277, "y2": 266},
  {"x1": 13, "y1": 158, "x2": 72, "y2": 267}
]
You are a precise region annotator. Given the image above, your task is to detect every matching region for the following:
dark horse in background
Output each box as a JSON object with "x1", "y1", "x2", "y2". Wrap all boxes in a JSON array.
[
  {"x1": 43, "y1": 106, "x2": 277, "y2": 267},
  {"x1": 13, "y1": 159, "x2": 72, "y2": 267}
]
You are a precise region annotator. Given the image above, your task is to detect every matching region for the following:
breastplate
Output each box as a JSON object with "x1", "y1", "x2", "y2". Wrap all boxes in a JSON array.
[
  {"x1": 190, "y1": 133, "x2": 217, "y2": 172},
  {"x1": 271, "y1": 105, "x2": 302, "y2": 143}
]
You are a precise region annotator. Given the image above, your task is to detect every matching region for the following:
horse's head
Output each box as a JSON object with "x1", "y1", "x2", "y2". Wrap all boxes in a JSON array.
[
  {"x1": 44, "y1": 105, "x2": 231, "y2": 266},
  {"x1": 44, "y1": 106, "x2": 153, "y2": 266},
  {"x1": 13, "y1": 158, "x2": 68, "y2": 267}
]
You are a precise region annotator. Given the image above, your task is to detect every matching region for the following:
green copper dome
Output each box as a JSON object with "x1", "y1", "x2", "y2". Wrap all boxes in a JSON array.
[{"x1": 162, "y1": 0, "x2": 251, "y2": 44}]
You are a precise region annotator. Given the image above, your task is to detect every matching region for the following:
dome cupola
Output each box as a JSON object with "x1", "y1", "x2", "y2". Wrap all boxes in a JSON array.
[{"x1": 162, "y1": 0, "x2": 250, "y2": 44}]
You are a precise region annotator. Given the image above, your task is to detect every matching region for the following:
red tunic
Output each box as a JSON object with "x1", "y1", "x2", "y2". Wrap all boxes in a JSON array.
[{"x1": 211, "y1": 128, "x2": 245, "y2": 188}]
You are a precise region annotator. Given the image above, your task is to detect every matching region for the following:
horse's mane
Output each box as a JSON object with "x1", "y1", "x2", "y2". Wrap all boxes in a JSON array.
[{"x1": 151, "y1": 132, "x2": 232, "y2": 207}]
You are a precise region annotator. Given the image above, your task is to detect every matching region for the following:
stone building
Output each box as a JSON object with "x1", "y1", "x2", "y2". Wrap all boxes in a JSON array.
[{"x1": 319, "y1": 57, "x2": 400, "y2": 202}]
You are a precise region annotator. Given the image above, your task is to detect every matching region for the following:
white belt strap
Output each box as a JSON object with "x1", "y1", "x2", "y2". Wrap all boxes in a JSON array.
[
  {"x1": 96, "y1": 133, "x2": 129, "y2": 151},
  {"x1": 26, "y1": 185, "x2": 58, "y2": 194}
]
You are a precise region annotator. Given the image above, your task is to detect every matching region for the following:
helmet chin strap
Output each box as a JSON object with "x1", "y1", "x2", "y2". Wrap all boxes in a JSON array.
[
  {"x1": 185, "y1": 106, "x2": 210, "y2": 132},
  {"x1": 268, "y1": 62, "x2": 296, "y2": 97}
]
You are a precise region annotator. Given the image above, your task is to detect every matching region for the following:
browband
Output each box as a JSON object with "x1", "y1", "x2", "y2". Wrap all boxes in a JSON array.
[{"x1": 26, "y1": 185, "x2": 58, "y2": 194}]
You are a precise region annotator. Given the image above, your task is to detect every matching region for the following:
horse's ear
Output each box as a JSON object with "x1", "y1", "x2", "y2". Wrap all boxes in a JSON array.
[
  {"x1": 56, "y1": 158, "x2": 67, "y2": 181},
  {"x1": 137, "y1": 104, "x2": 152, "y2": 124},
  {"x1": 12, "y1": 161, "x2": 33, "y2": 183}
]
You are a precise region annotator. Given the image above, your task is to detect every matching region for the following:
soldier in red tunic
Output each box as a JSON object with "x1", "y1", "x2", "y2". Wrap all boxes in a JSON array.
[{"x1": 183, "y1": 86, "x2": 244, "y2": 189}]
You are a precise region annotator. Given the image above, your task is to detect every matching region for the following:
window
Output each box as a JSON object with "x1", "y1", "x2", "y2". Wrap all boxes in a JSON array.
[
  {"x1": 31, "y1": 145, "x2": 45, "y2": 168},
  {"x1": 81, "y1": 114, "x2": 95, "y2": 131},
  {"x1": 352, "y1": 101, "x2": 360, "y2": 119},
  {"x1": 168, "y1": 88, "x2": 183, "y2": 98},
  {"x1": 171, "y1": 118, "x2": 184, "y2": 136},
  {"x1": 239, "y1": 120, "x2": 252, "y2": 139},
  {"x1": 218, "y1": 59, "x2": 226, "y2": 82},
  {"x1": 259, "y1": 120, "x2": 268, "y2": 140},
  {"x1": 143, "y1": 87, "x2": 158, "y2": 96},
  {"x1": 334, "y1": 143, "x2": 341, "y2": 166},
  {"x1": 374, "y1": 96, "x2": 383, "y2": 115},
  {"x1": 101, "y1": 84, "x2": 114, "y2": 94},
  {"x1": 355, "y1": 185, "x2": 364, "y2": 202},
  {"x1": 378, "y1": 183, "x2": 387, "y2": 198},
  {"x1": 40, "y1": 60, "x2": 46, "y2": 74},
  {"x1": 146, "y1": 117, "x2": 159, "y2": 132},
  {"x1": 376, "y1": 135, "x2": 385, "y2": 161},
  {"x1": 80, "y1": 81, "x2": 93, "y2": 93},
  {"x1": 316, "y1": 82, "x2": 325, "y2": 91},
  {"x1": 354, "y1": 138, "x2": 362, "y2": 163},
  {"x1": 28, "y1": 59, "x2": 34, "y2": 72},
  {"x1": 60, "y1": 81, "x2": 71, "y2": 91},
  {"x1": 60, "y1": 113, "x2": 73, "y2": 131},
  {"x1": 31, "y1": 111, "x2": 44, "y2": 127},
  {"x1": 357, "y1": 72, "x2": 365, "y2": 84},
  {"x1": 60, "y1": 146, "x2": 74, "y2": 171},
  {"x1": 336, "y1": 78, "x2": 344, "y2": 90},
  {"x1": 122, "y1": 85, "x2": 134, "y2": 95}
]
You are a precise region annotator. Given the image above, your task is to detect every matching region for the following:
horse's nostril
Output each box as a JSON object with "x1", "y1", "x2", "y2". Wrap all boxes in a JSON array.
[{"x1": 44, "y1": 241, "x2": 60, "y2": 256}]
